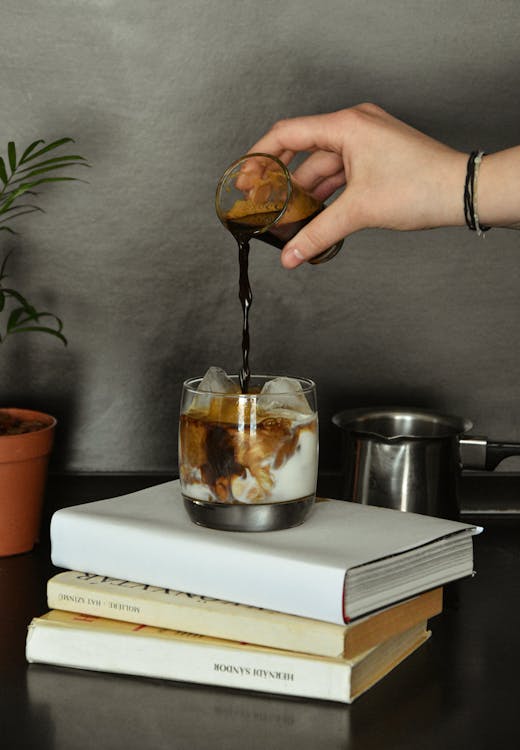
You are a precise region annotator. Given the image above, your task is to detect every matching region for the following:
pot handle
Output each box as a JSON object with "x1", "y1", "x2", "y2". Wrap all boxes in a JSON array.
[{"x1": 460, "y1": 435, "x2": 520, "y2": 470}]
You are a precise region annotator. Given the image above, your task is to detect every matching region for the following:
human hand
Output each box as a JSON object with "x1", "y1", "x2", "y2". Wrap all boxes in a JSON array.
[{"x1": 248, "y1": 104, "x2": 468, "y2": 268}]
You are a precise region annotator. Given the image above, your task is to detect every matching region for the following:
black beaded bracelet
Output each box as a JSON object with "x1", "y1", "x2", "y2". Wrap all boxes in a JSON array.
[{"x1": 464, "y1": 150, "x2": 490, "y2": 235}]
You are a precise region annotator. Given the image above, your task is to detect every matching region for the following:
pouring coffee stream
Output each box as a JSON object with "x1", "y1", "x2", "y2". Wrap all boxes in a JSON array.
[
  {"x1": 235, "y1": 228, "x2": 253, "y2": 394},
  {"x1": 216, "y1": 153, "x2": 343, "y2": 393}
]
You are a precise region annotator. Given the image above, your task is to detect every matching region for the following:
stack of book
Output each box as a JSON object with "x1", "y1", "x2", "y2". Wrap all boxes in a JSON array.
[{"x1": 26, "y1": 480, "x2": 481, "y2": 704}]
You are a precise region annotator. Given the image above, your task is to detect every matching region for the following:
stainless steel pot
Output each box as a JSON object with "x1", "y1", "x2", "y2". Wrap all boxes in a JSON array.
[{"x1": 332, "y1": 407, "x2": 520, "y2": 519}]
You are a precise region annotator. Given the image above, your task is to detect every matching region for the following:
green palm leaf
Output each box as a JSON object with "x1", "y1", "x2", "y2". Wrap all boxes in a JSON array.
[
  {"x1": 20, "y1": 140, "x2": 45, "y2": 163},
  {"x1": 11, "y1": 162, "x2": 89, "y2": 183},
  {"x1": 0, "y1": 203, "x2": 44, "y2": 216},
  {"x1": 16, "y1": 154, "x2": 87, "y2": 173},
  {"x1": 2, "y1": 286, "x2": 67, "y2": 345},
  {"x1": 0, "y1": 209, "x2": 43, "y2": 224},
  {"x1": 8, "y1": 325, "x2": 67, "y2": 344},
  {"x1": 1, "y1": 177, "x2": 83, "y2": 214},
  {"x1": 2, "y1": 286, "x2": 35, "y2": 311},
  {"x1": 7, "y1": 307, "x2": 26, "y2": 329},
  {"x1": 0, "y1": 158, "x2": 8, "y2": 185},
  {"x1": 0, "y1": 136, "x2": 87, "y2": 347},
  {"x1": 7, "y1": 142, "x2": 17, "y2": 172},
  {"x1": 19, "y1": 137, "x2": 75, "y2": 164}
]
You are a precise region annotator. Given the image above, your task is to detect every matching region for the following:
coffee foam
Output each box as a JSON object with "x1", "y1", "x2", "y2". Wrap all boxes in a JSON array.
[{"x1": 226, "y1": 168, "x2": 320, "y2": 227}]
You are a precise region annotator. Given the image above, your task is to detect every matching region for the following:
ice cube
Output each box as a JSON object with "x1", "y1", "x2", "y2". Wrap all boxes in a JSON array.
[
  {"x1": 188, "y1": 367, "x2": 240, "y2": 414},
  {"x1": 257, "y1": 376, "x2": 312, "y2": 415},
  {"x1": 198, "y1": 367, "x2": 239, "y2": 394}
]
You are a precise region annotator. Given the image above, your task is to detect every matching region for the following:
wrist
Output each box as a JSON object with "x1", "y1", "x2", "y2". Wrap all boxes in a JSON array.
[{"x1": 433, "y1": 150, "x2": 468, "y2": 228}]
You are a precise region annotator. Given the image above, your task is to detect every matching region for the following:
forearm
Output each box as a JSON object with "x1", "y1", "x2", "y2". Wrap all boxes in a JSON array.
[{"x1": 477, "y1": 146, "x2": 520, "y2": 230}]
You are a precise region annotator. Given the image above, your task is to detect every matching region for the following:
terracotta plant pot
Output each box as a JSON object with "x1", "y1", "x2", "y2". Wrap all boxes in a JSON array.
[{"x1": 0, "y1": 407, "x2": 56, "y2": 557}]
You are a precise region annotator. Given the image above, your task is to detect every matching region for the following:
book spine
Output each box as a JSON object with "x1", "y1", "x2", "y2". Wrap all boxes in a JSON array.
[
  {"x1": 343, "y1": 587, "x2": 442, "y2": 658},
  {"x1": 26, "y1": 618, "x2": 351, "y2": 703},
  {"x1": 47, "y1": 572, "x2": 345, "y2": 658}
]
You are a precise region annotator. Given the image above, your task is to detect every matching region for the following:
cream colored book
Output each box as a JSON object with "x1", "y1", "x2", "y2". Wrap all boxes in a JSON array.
[
  {"x1": 47, "y1": 570, "x2": 442, "y2": 659},
  {"x1": 50, "y1": 479, "x2": 481, "y2": 624},
  {"x1": 26, "y1": 610, "x2": 431, "y2": 704},
  {"x1": 47, "y1": 570, "x2": 442, "y2": 658}
]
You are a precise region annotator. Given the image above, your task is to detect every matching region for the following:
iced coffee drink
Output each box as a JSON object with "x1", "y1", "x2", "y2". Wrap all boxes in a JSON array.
[{"x1": 179, "y1": 368, "x2": 318, "y2": 530}]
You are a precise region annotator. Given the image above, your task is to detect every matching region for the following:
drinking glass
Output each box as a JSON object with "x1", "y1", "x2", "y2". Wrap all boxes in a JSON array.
[
  {"x1": 179, "y1": 374, "x2": 319, "y2": 531},
  {"x1": 215, "y1": 153, "x2": 343, "y2": 264}
]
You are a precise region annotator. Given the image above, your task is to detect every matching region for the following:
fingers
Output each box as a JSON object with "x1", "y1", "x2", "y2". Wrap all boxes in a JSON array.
[
  {"x1": 278, "y1": 149, "x2": 296, "y2": 165},
  {"x1": 280, "y1": 191, "x2": 356, "y2": 268},
  {"x1": 311, "y1": 171, "x2": 346, "y2": 203},
  {"x1": 234, "y1": 154, "x2": 287, "y2": 195},
  {"x1": 291, "y1": 151, "x2": 345, "y2": 204},
  {"x1": 292, "y1": 150, "x2": 344, "y2": 190},
  {"x1": 249, "y1": 112, "x2": 344, "y2": 157}
]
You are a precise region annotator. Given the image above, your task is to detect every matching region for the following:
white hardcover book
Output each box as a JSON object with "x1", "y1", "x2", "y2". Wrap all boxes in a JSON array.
[
  {"x1": 50, "y1": 479, "x2": 481, "y2": 624},
  {"x1": 26, "y1": 610, "x2": 431, "y2": 704}
]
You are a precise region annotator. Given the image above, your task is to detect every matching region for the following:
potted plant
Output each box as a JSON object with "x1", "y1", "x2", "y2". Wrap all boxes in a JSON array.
[{"x1": 0, "y1": 137, "x2": 88, "y2": 556}]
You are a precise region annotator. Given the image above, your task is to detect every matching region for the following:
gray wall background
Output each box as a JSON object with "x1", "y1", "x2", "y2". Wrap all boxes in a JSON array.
[{"x1": 1, "y1": 0, "x2": 519, "y2": 475}]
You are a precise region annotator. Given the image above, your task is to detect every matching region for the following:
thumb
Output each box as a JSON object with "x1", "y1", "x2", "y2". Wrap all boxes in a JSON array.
[{"x1": 280, "y1": 192, "x2": 356, "y2": 268}]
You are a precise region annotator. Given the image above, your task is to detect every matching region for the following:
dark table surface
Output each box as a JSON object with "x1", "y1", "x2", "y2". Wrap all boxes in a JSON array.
[{"x1": 1, "y1": 474, "x2": 519, "y2": 750}]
